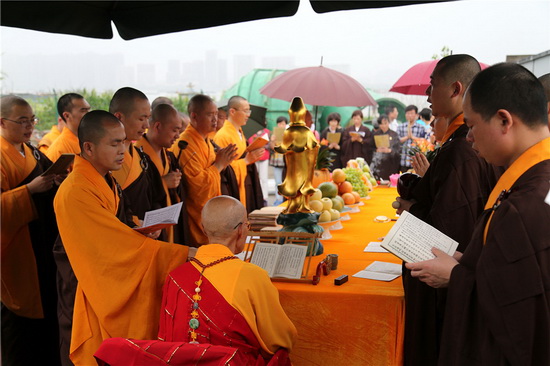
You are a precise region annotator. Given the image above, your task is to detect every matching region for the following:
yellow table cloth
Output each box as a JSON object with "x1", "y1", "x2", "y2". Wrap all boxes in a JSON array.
[{"x1": 275, "y1": 187, "x2": 404, "y2": 365}]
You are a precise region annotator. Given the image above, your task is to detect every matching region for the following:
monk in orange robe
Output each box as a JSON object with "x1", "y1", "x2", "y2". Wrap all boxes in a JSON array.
[
  {"x1": 54, "y1": 110, "x2": 194, "y2": 366},
  {"x1": 38, "y1": 116, "x2": 65, "y2": 153},
  {"x1": 46, "y1": 93, "x2": 90, "y2": 162},
  {"x1": 170, "y1": 94, "x2": 237, "y2": 246},
  {"x1": 95, "y1": 196, "x2": 297, "y2": 366},
  {"x1": 1, "y1": 95, "x2": 65, "y2": 365},
  {"x1": 109, "y1": 87, "x2": 165, "y2": 224},
  {"x1": 213, "y1": 96, "x2": 265, "y2": 208},
  {"x1": 136, "y1": 103, "x2": 188, "y2": 244}
]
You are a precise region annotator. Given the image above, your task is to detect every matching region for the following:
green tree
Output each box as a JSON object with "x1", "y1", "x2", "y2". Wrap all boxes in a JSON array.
[
  {"x1": 29, "y1": 89, "x2": 114, "y2": 131},
  {"x1": 432, "y1": 46, "x2": 452, "y2": 60}
]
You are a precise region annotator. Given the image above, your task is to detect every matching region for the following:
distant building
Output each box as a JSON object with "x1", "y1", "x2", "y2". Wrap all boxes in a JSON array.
[{"x1": 508, "y1": 49, "x2": 550, "y2": 77}]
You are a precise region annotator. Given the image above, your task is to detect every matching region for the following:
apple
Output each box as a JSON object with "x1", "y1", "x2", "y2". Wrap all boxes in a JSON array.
[
  {"x1": 329, "y1": 209, "x2": 340, "y2": 221},
  {"x1": 319, "y1": 210, "x2": 331, "y2": 223},
  {"x1": 310, "y1": 188, "x2": 322, "y2": 201},
  {"x1": 309, "y1": 200, "x2": 323, "y2": 213},
  {"x1": 321, "y1": 197, "x2": 333, "y2": 211}
]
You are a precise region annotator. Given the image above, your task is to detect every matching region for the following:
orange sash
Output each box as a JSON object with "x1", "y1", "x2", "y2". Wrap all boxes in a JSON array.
[
  {"x1": 483, "y1": 137, "x2": 550, "y2": 244},
  {"x1": 441, "y1": 113, "x2": 464, "y2": 144}
]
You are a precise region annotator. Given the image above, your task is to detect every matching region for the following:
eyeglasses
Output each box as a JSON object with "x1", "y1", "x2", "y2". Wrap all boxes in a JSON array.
[
  {"x1": 233, "y1": 221, "x2": 251, "y2": 230},
  {"x1": 234, "y1": 109, "x2": 252, "y2": 115},
  {"x1": 2, "y1": 117, "x2": 39, "y2": 126}
]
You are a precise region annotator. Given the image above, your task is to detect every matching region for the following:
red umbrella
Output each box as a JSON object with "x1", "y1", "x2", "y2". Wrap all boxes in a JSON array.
[
  {"x1": 260, "y1": 65, "x2": 377, "y2": 107},
  {"x1": 390, "y1": 60, "x2": 490, "y2": 95}
]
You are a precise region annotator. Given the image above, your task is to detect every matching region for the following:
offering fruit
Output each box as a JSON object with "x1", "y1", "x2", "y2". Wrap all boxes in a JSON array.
[
  {"x1": 330, "y1": 197, "x2": 344, "y2": 212},
  {"x1": 318, "y1": 181, "x2": 338, "y2": 198},
  {"x1": 351, "y1": 191, "x2": 361, "y2": 203},
  {"x1": 332, "y1": 169, "x2": 346, "y2": 184},
  {"x1": 341, "y1": 192, "x2": 355, "y2": 205},
  {"x1": 319, "y1": 210, "x2": 331, "y2": 223},
  {"x1": 309, "y1": 200, "x2": 323, "y2": 213},
  {"x1": 342, "y1": 167, "x2": 369, "y2": 197},
  {"x1": 329, "y1": 209, "x2": 340, "y2": 221},
  {"x1": 310, "y1": 188, "x2": 322, "y2": 201},
  {"x1": 338, "y1": 181, "x2": 353, "y2": 195},
  {"x1": 321, "y1": 197, "x2": 333, "y2": 211}
]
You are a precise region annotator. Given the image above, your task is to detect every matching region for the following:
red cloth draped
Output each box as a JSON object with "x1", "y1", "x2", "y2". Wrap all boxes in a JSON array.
[{"x1": 94, "y1": 263, "x2": 290, "y2": 366}]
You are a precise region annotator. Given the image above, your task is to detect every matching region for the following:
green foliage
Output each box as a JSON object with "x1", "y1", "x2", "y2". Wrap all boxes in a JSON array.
[
  {"x1": 172, "y1": 94, "x2": 190, "y2": 114},
  {"x1": 316, "y1": 146, "x2": 337, "y2": 170},
  {"x1": 431, "y1": 46, "x2": 452, "y2": 60},
  {"x1": 28, "y1": 89, "x2": 114, "y2": 131}
]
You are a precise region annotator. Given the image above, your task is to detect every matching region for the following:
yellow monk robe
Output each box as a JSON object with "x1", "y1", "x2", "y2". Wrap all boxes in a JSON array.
[
  {"x1": 1, "y1": 136, "x2": 42, "y2": 318},
  {"x1": 46, "y1": 127, "x2": 80, "y2": 162},
  {"x1": 38, "y1": 124, "x2": 61, "y2": 153},
  {"x1": 135, "y1": 136, "x2": 174, "y2": 242},
  {"x1": 189, "y1": 244, "x2": 297, "y2": 354},
  {"x1": 54, "y1": 156, "x2": 188, "y2": 366},
  {"x1": 214, "y1": 120, "x2": 247, "y2": 207},
  {"x1": 170, "y1": 124, "x2": 220, "y2": 246}
]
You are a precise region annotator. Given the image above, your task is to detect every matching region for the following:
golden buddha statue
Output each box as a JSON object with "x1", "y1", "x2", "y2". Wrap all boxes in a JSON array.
[{"x1": 275, "y1": 97, "x2": 319, "y2": 213}]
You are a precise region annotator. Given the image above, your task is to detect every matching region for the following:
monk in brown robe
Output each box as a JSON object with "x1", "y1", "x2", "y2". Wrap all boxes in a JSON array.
[
  {"x1": 171, "y1": 94, "x2": 237, "y2": 246},
  {"x1": 407, "y1": 63, "x2": 550, "y2": 365},
  {"x1": 109, "y1": 87, "x2": 165, "y2": 225},
  {"x1": 46, "y1": 93, "x2": 90, "y2": 162},
  {"x1": 396, "y1": 55, "x2": 501, "y2": 366},
  {"x1": 136, "y1": 103, "x2": 189, "y2": 244},
  {"x1": 1, "y1": 95, "x2": 65, "y2": 365},
  {"x1": 340, "y1": 109, "x2": 373, "y2": 166},
  {"x1": 214, "y1": 96, "x2": 265, "y2": 209},
  {"x1": 54, "y1": 110, "x2": 194, "y2": 365}
]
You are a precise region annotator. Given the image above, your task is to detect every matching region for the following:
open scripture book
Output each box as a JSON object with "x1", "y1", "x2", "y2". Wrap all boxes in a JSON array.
[
  {"x1": 381, "y1": 210, "x2": 458, "y2": 263},
  {"x1": 41, "y1": 153, "x2": 74, "y2": 176},
  {"x1": 134, "y1": 202, "x2": 183, "y2": 234},
  {"x1": 250, "y1": 243, "x2": 308, "y2": 279}
]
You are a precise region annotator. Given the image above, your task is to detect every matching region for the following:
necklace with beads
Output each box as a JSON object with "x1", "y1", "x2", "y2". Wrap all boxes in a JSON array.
[{"x1": 188, "y1": 255, "x2": 238, "y2": 344}]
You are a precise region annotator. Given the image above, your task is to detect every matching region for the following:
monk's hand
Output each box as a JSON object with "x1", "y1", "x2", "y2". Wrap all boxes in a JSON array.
[
  {"x1": 405, "y1": 248, "x2": 458, "y2": 288},
  {"x1": 395, "y1": 197, "x2": 415, "y2": 215},
  {"x1": 245, "y1": 147, "x2": 265, "y2": 165},
  {"x1": 411, "y1": 153, "x2": 430, "y2": 177},
  {"x1": 146, "y1": 229, "x2": 162, "y2": 239},
  {"x1": 214, "y1": 144, "x2": 238, "y2": 172},
  {"x1": 54, "y1": 173, "x2": 68, "y2": 186},
  {"x1": 27, "y1": 174, "x2": 56, "y2": 194},
  {"x1": 163, "y1": 170, "x2": 182, "y2": 189}
]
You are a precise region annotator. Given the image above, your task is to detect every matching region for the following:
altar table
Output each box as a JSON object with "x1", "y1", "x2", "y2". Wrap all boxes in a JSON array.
[{"x1": 275, "y1": 186, "x2": 404, "y2": 366}]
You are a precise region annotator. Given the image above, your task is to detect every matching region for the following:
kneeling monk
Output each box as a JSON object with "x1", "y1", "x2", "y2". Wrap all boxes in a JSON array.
[{"x1": 95, "y1": 195, "x2": 297, "y2": 365}]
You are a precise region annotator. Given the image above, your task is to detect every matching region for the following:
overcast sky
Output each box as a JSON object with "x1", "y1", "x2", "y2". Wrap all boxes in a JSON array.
[{"x1": 1, "y1": 0, "x2": 549, "y2": 96}]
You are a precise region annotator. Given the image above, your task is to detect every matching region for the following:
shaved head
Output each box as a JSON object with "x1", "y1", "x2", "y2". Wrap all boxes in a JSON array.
[
  {"x1": 78, "y1": 110, "x2": 123, "y2": 151},
  {"x1": 152, "y1": 103, "x2": 178, "y2": 124},
  {"x1": 202, "y1": 196, "x2": 247, "y2": 239},
  {"x1": 151, "y1": 96, "x2": 174, "y2": 111},
  {"x1": 434, "y1": 54, "x2": 481, "y2": 89},
  {"x1": 1, "y1": 95, "x2": 30, "y2": 118},
  {"x1": 539, "y1": 73, "x2": 550, "y2": 102}
]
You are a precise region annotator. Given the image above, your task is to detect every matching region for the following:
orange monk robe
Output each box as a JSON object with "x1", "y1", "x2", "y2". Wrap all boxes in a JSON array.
[
  {"x1": 188, "y1": 244, "x2": 297, "y2": 354},
  {"x1": 38, "y1": 124, "x2": 61, "y2": 153},
  {"x1": 170, "y1": 124, "x2": 220, "y2": 246},
  {"x1": 1, "y1": 136, "x2": 42, "y2": 318},
  {"x1": 111, "y1": 145, "x2": 143, "y2": 191},
  {"x1": 54, "y1": 156, "x2": 188, "y2": 366},
  {"x1": 46, "y1": 127, "x2": 80, "y2": 162},
  {"x1": 135, "y1": 136, "x2": 174, "y2": 242},
  {"x1": 214, "y1": 120, "x2": 247, "y2": 207}
]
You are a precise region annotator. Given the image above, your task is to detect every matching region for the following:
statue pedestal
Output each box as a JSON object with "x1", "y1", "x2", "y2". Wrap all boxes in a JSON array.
[{"x1": 277, "y1": 212, "x2": 324, "y2": 256}]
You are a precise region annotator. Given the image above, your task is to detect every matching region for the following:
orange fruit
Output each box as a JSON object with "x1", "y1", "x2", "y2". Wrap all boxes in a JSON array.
[
  {"x1": 338, "y1": 181, "x2": 353, "y2": 195},
  {"x1": 351, "y1": 191, "x2": 361, "y2": 203},
  {"x1": 332, "y1": 169, "x2": 346, "y2": 184},
  {"x1": 342, "y1": 192, "x2": 355, "y2": 205},
  {"x1": 347, "y1": 160, "x2": 359, "y2": 169}
]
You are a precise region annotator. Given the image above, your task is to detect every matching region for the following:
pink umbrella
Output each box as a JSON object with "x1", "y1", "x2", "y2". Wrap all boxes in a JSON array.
[
  {"x1": 260, "y1": 65, "x2": 377, "y2": 107},
  {"x1": 390, "y1": 59, "x2": 490, "y2": 95}
]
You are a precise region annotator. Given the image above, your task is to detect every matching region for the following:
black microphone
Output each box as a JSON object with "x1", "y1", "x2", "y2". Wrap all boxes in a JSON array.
[{"x1": 176, "y1": 140, "x2": 189, "y2": 162}]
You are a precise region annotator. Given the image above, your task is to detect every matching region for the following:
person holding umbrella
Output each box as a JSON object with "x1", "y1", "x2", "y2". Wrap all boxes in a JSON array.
[{"x1": 340, "y1": 109, "x2": 373, "y2": 166}]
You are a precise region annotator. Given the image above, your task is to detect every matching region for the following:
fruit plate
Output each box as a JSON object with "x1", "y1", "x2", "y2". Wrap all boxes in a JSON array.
[
  {"x1": 318, "y1": 219, "x2": 343, "y2": 231},
  {"x1": 344, "y1": 204, "x2": 361, "y2": 213}
]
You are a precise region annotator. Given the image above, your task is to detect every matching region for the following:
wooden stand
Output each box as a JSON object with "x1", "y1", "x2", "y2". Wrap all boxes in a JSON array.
[{"x1": 244, "y1": 230, "x2": 320, "y2": 284}]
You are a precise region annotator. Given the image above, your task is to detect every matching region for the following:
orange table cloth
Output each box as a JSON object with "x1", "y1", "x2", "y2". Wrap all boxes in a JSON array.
[{"x1": 275, "y1": 186, "x2": 404, "y2": 366}]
